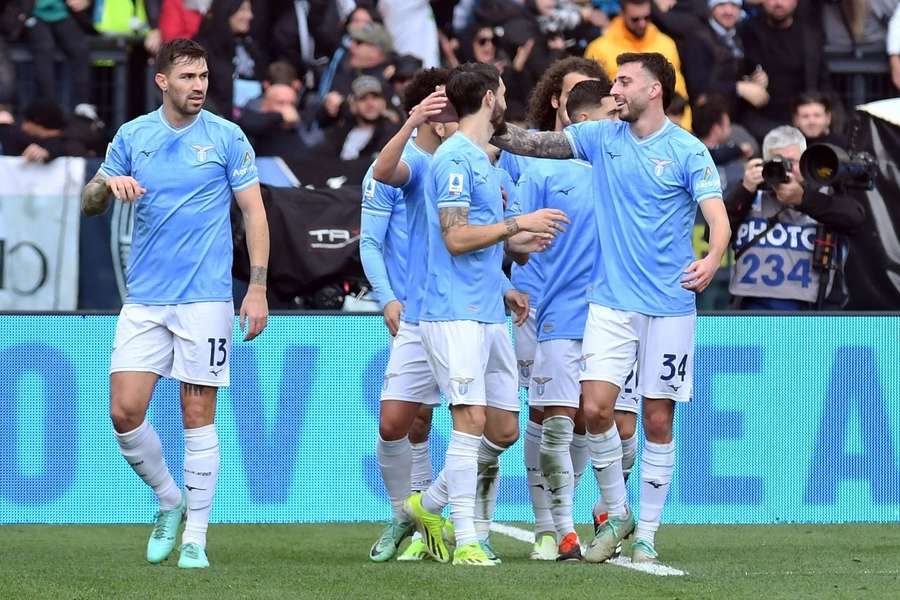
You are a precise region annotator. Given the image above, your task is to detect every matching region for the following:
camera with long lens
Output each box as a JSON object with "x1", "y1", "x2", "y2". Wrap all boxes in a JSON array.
[
  {"x1": 799, "y1": 143, "x2": 877, "y2": 190},
  {"x1": 760, "y1": 156, "x2": 792, "y2": 189}
]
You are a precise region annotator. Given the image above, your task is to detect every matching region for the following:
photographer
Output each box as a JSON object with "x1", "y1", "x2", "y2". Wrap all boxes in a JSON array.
[{"x1": 726, "y1": 126, "x2": 866, "y2": 310}]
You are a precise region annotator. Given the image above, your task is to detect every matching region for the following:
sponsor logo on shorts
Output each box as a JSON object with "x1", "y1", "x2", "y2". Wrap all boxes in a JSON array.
[
  {"x1": 450, "y1": 376, "x2": 475, "y2": 395},
  {"x1": 579, "y1": 353, "x2": 595, "y2": 372},
  {"x1": 668, "y1": 384, "x2": 681, "y2": 392},
  {"x1": 209, "y1": 368, "x2": 223, "y2": 376},
  {"x1": 532, "y1": 376, "x2": 552, "y2": 396},
  {"x1": 383, "y1": 372, "x2": 399, "y2": 391},
  {"x1": 517, "y1": 359, "x2": 533, "y2": 380}
]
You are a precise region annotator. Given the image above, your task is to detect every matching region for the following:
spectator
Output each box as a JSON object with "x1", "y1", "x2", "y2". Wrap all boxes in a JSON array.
[
  {"x1": 0, "y1": 99, "x2": 89, "y2": 161},
  {"x1": 584, "y1": 0, "x2": 693, "y2": 128},
  {"x1": 24, "y1": 0, "x2": 96, "y2": 120},
  {"x1": 160, "y1": 0, "x2": 210, "y2": 42},
  {"x1": 387, "y1": 54, "x2": 424, "y2": 116},
  {"x1": 272, "y1": 0, "x2": 353, "y2": 87},
  {"x1": 666, "y1": 91, "x2": 687, "y2": 123},
  {"x1": 693, "y1": 96, "x2": 751, "y2": 195},
  {"x1": 0, "y1": 37, "x2": 15, "y2": 108},
  {"x1": 194, "y1": 0, "x2": 265, "y2": 119},
  {"x1": 738, "y1": 0, "x2": 828, "y2": 142},
  {"x1": 93, "y1": 0, "x2": 163, "y2": 55},
  {"x1": 319, "y1": 75, "x2": 400, "y2": 161},
  {"x1": 821, "y1": 0, "x2": 899, "y2": 54},
  {"x1": 725, "y1": 125, "x2": 866, "y2": 309},
  {"x1": 379, "y1": 0, "x2": 439, "y2": 67},
  {"x1": 791, "y1": 93, "x2": 847, "y2": 147},
  {"x1": 238, "y1": 83, "x2": 315, "y2": 159}
]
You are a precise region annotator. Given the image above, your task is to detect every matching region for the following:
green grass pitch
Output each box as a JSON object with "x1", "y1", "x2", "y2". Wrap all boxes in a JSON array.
[{"x1": 1, "y1": 523, "x2": 897, "y2": 599}]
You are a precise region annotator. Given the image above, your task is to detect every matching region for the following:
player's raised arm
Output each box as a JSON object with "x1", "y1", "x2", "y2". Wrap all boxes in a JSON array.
[
  {"x1": 234, "y1": 184, "x2": 269, "y2": 340},
  {"x1": 373, "y1": 89, "x2": 447, "y2": 187},
  {"x1": 490, "y1": 123, "x2": 574, "y2": 159}
]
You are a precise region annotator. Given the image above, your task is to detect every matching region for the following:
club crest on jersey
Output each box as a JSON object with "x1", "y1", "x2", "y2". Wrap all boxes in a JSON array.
[
  {"x1": 518, "y1": 359, "x2": 534, "y2": 380},
  {"x1": 192, "y1": 144, "x2": 215, "y2": 162},
  {"x1": 532, "y1": 376, "x2": 552, "y2": 396},
  {"x1": 650, "y1": 158, "x2": 673, "y2": 177},
  {"x1": 448, "y1": 173, "x2": 464, "y2": 195},
  {"x1": 451, "y1": 376, "x2": 475, "y2": 395},
  {"x1": 383, "y1": 372, "x2": 399, "y2": 391},
  {"x1": 579, "y1": 353, "x2": 595, "y2": 372}
]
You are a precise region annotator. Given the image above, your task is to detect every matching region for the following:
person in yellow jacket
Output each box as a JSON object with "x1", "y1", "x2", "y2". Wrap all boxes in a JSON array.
[{"x1": 584, "y1": 0, "x2": 691, "y2": 130}]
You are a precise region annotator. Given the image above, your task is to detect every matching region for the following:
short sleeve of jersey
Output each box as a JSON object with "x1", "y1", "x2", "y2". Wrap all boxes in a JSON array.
[
  {"x1": 361, "y1": 168, "x2": 398, "y2": 215},
  {"x1": 400, "y1": 148, "x2": 428, "y2": 194},
  {"x1": 564, "y1": 120, "x2": 603, "y2": 163},
  {"x1": 433, "y1": 150, "x2": 472, "y2": 209},
  {"x1": 225, "y1": 126, "x2": 259, "y2": 192},
  {"x1": 99, "y1": 129, "x2": 131, "y2": 177},
  {"x1": 684, "y1": 144, "x2": 723, "y2": 203}
]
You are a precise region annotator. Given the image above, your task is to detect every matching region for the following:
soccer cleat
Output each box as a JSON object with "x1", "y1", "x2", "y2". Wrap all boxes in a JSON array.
[
  {"x1": 479, "y1": 538, "x2": 501, "y2": 564},
  {"x1": 584, "y1": 508, "x2": 635, "y2": 564},
  {"x1": 441, "y1": 518, "x2": 456, "y2": 546},
  {"x1": 369, "y1": 517, "x2": 415, "y2": 562},
  {"x1": 405, "y1": 493, "x2": 450, "y2": 563},
  {"x1": 593, "y1": 509, "x2": 622, "y2": 557},
  {"x1": 146, "y1": 494, "x2": 186, "y2": 564},
  {"x1": 452, "y1": 542, "x2": 495, "y2": 566},
  {"x1": 529, "y1": 533, "x2": 558, "y2": 560},
  {"x1": 177, "y1": 542, "x2": 209, "y2": 569},
  {"x1": 631, "y1": 538, "x2": 659, "y2": 564},
  {"x1": 556, "y1": 532, "x2": 583, "y2": 562},
  {"x1": 397, "y1": 536, "x2": 430, "y2": 561}
]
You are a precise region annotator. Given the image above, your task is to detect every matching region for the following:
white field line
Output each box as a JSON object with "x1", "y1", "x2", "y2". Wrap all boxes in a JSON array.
[{"x1": 490, "y1": 522, "x2": 687, "y2": 577}]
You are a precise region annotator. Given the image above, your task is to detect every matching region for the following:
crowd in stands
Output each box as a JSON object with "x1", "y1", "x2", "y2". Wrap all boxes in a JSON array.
[{"x1": 0, "y1": 0, "x2": 898, "y2": 167}]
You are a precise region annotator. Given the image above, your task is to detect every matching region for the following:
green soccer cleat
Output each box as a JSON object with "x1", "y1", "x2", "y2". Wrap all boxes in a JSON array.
[
  {"x1": 452, "y1": 542, "x2": 495, "y2": 566},
  {"x1": 405, "y1": 493, "x2": 450, "y2": 563},
  {"x1": 177, "y1": 543, "x2": 209, "y2": 569},
  {"x1": 584, "y1": 508, "x2": 635, "y2": 564},
  {"x1": 397, "y1": 536, "x2": 430, "y2": 561},
  {"x1": 146, "y1": 494, "x2": 186, "y2": 564},
  {"x1": 529, "y1": 533, "x2": 558, "y2": 560},
  {"x1": 369, "y1": 518, "x2": 415, "y2": 562},
  {"x1": 442, "y1": 518, "x2": 456, "y2": 546},
  {"x1": 631, "y1": 538, "x2": 659, "y2": 564},
  {"x1": 479, "y1": 538, "x2": 501, "y2": 564}
]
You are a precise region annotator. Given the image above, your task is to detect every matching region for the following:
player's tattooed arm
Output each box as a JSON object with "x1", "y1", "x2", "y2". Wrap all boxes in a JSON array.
[
  {"x1": 490, "y1": 123, "x2": 573, "y2": 159},
  {"x1": 439, "y1": 206, "x2": 470, "y2": 237},
  {"x1": 81, "y1": 171, "x2": 113, "y2": 216},
  {"x1": 440, "y1": 206, "x2": 528, "y2": 255},
  {"x1": 249, "y1": 266, "x2": 267, "y2": 287}
]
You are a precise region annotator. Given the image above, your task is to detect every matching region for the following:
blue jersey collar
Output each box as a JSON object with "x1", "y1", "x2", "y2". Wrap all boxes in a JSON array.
[{"x1": 157, "y1": 107, "x2": 202, "y2": 133}]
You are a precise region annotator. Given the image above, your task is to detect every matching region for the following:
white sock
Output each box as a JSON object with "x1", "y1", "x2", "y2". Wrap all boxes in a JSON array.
[
  {"x1": 525, "y1": 420, "x2": 554, "y2": 537},
  {"x1": 182, "y1": 424, "x2": 220, "y2": 548},
  {"x1": 636, "y1": 440, "x2": 675, "y2": 546},
  {"x1": 570, "y1": 432, "x2": 590, "y2": 492},
  {"x1": 377, "y1": 436, "x2": 412, "y2": 520},
  {"x1": 422, "y1": 471, "x2": 447, "y2": 514},
  {"x1": 115, "y1": 420, "x2": 181, "y2": 510},
  {"x1": 475, "y1": 436, "x2": 504, "y2": 541},
  {"x1": 540, "y1": 416, "x2": 575, "y2": 537},
  {"x1": 588, "y1": 425, "x2": 627, "y2": 518},
  {"x1": 622, "y1": 434, "x2": 638, "y2": 480},
  {"x1": 444, "y1": 430, "x2": 481, "y2": 547},
  {"x1": 410, "y1": 441, "x2": 433, "y2": 492}
]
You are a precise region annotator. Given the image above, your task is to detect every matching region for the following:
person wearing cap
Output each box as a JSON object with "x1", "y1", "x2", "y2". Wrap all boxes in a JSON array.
[{"x1": 319, "y1": 74, "x2": 400, "y2": 162}]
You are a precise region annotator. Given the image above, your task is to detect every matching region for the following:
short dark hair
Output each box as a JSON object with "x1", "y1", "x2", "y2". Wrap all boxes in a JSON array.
[
  {"x1": 266, "y1": 61, "x2": 299, "y2": 86},
  {"x1": 527, "y1": 56, "x2": 607, "y2": 131},
  {"x1": 616, "y1": 52, "x2": 676, "y2": 110},
  {"x1": 621, "y1": 0, "x2": 652, "y2": 6},
  {"x1": 156, "y1": 39, "x2": 208, "y2": 74},
  {"x1": 446, "y1": 62, "x2": 500, "y2": 119},
  {"x1": 791, "y1": 92, "x2": 831, "y2": 115},
  {"x1": 692, "y1": 96, "x2": 729, "y2": 139},
  {"x1": 402, "y1": 67, "x2": 451, "y2": 114},
  {"x1": 565, "y1": 79, "x2": 612, "y2": 119}
]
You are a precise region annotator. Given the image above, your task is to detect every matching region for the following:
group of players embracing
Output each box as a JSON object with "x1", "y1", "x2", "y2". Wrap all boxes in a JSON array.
[{"x1": 362, "y1": 51, "x2": 730, "y2": 567}]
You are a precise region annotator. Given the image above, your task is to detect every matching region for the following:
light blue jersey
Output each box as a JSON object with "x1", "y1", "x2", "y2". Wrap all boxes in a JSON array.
[
  {"x1": 519, "y1": 158, "x2": 595, "y2": 341},
  {"x1": 422, "y1": 132, "x2": 506, "y2": 324},
  {"x1": 564, "y1": 118, "x2": 721, "y2": 316},
  {"x1": 360, "y1": 164, "x2": 408, "y2": 309},
  {"x1": 99, "y1": 107, "x2": 258, "y2": 305},
  {"x1": 397, "y1": 141, "x2": 434, "y2": 325},
  {"x1": 498, "y1": 151, "x2": 543, "y2": 307}
]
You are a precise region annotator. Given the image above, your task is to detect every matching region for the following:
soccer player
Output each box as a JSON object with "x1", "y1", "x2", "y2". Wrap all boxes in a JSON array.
[
  {"x1": 80, "y1": 39, "x2": 269, "y2": 570},
  {"x1": 363, "y1": 68, "x2": 454, "y2": 562},
  {"x1": 405, "y1": 63, "x2": 569, "y2": 566},
  {"x1": 491, "y1": 52, "x2": 730, "y2": 564}
]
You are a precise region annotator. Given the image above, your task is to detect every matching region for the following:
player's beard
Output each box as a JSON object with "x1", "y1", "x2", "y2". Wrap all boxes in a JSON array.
[
  {"x1": 490, "y1": 103, "x2": 507, "y2": 136},
  {"x1": 175, "y1": 93, "x2": 205, "y2": 118}
]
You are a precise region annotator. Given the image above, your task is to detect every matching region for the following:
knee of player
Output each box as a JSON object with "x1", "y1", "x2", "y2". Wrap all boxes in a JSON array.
[
  {"x1": 614, "y1": 412, "x2": 638, "y2": 440},
  {"x1": 492, "y1": 426, "x2": 519, "y2": 448},
  {"x1": 408, "y1": 416, "x2": 432, "y2": 444},
  {"x1": 642, "y1": 410, "x2": 674, "y2": 442},
  {"x1": 109, "y1": 408, "x2": 143, "y2": 434},
  {"x1": 581, "y1": 400, "x2": 614, "y2": 430}
]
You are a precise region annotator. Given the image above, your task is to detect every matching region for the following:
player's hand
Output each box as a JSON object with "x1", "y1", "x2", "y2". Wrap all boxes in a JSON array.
[
  {"x1": 240, "y1": 285, "x2": 268, "y2": 341},
  {"x1": 505, "y1": 289, "x2": 530, "y2": 326},
  {"x1": 516, "y1": 208, "x2": 570, "y2": 235},
  {"x1": 22, "y1": 143, "x2": 50, "y2": 163},
  {"x1": 383, "y1": 300, "x2": 403, "y2": 337},
  {"x1": 107, "y1": 176, "x2": 146, "y2": 202},
  {"x1": 682, "y1": 255, "x2": 719, "y2": 292},
  {"x1": 742, "y1": 158, "x2": 763, "y2": 193},
  {"x1": 409, "y1": 90, "x2": 447, "y2": 128},
  {"x1": 507, "y1": 230, "x2": 552, "y2": 254}
]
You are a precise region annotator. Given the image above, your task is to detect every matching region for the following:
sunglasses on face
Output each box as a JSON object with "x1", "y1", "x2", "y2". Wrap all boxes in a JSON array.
[{"x1": 475, "y1": 36, "x2": 495, "y2": 46}]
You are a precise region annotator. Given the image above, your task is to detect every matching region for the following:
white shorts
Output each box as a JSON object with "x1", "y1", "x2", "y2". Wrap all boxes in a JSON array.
[
  {"x1": 514, "y1": 308, "x2": 538, "y2": 388},
  {"x1": 529, "y1": 338, "x2": 641, "y2": 412},
  {"x1": 110, "y1": 302, "x2": 234, "y2": 387},
  {"x1": 579, "y1": 304, "x2": 696, "y2": 402},
  {"x1": 380, "y1": 321, "x2": 441, "y2": 406},
  {"x1": 420, "y1": 320, "x2": 519, "y2": 411}
]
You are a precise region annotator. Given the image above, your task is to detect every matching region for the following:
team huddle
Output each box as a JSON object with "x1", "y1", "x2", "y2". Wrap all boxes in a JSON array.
[
  {"x1": 82, "y1": 38, "x2": 728, "y2": 570},
  {"x1": 363, "y1": 53, "x2": 729, "y2": 566}
]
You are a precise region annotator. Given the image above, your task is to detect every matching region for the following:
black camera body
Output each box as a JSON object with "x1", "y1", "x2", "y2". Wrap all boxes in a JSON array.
[{"x1": 760, "y1": 156, "x2": 792, "y2": 189}]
